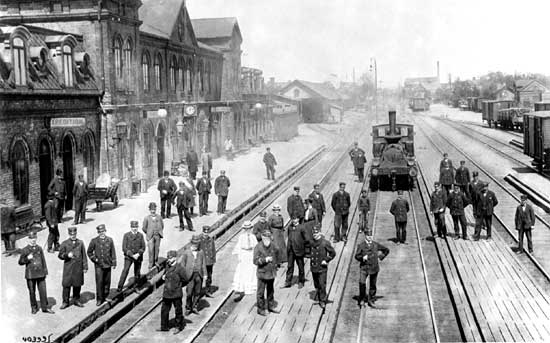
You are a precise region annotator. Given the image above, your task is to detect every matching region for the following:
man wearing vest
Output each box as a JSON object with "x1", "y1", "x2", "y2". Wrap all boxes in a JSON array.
[
  {"x1": 87, "y1": 224, "x2": 117, "y2": 306},
  {"x1": 308, "y1": 184, "x2": 326, "y2": 225},
  {"x1": 142, "y1": 202, "x2": 164, "y2": 270},
  {"x1": 157, "y1": 171, "x2": 177, "y2": 219}
]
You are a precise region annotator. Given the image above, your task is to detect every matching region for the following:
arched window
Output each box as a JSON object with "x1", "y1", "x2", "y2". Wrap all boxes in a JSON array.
[
  {"x1": 142, "y1": 51, "x2": 150, "y2": 91},
  {"x1": 128, "y1": 123, "x2": 138, "y2": 176},
  {"x1": 178, "y1": 57, "x2": 184, "y2": 93},
  {"x1": 154, "y1": 53, "x2": 162, "y2": 91},
  {"x1": 11, "y1": 139, "x2": 29, "y2": 205},
  {"x1": 63, "y1": 45, "x2": 74, "y2": 87},
  {"x1": 170, "y1": 56, "x2": 177, "y2": 92},
  {"x1": 206, "y1": 62, "x2": 211, "y2": 94},
  {"x1": 124, "y1": 39, "x2": 132, "y2": 89},
  {"x1": 198, "y1": 60, "x2": 204, "y2": 93},
  {"x1": 113, "y1": 37, "x2": 122, "y2": 82},
  {"x1": 12, "y1": 37, "x2": 27, "y2": 86},
  {"x1": 82, "y1": 132, "x2": 95, "y2": 183},
  {"x1": 185, "y1": 58, "x2": 192, "y2": 94}
]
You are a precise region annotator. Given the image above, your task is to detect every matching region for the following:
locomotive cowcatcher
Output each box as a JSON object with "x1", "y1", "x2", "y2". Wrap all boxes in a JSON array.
[{"x1": 370, "y1": 110, "x2": 417, "y2": 191}]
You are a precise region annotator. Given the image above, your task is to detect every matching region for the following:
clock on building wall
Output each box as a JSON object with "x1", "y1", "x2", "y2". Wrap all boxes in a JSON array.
[{"x1": 184, "y1": 105, "x2": 197, "y2": 116}]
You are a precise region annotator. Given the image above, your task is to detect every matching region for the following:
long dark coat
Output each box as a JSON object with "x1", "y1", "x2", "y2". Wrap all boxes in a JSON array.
[
  {"x1": 454, "y1": 166, "x2": 470, "y2": 186},
  {"x1": 163, "y1": 262, "x2": 188, "y2": 299},
  {"x1": 355, "y1": 240, "x2": 389, "y2": 275},
  {"x1": 476, "y1": 190, "x2": 498, "y2": 216},
  {"x1": 214, "y1": 175, "x2": 231, "y2": 196},
  {"x1": 310, "y1": 238, "x2": 336, "y2": 273},
  {"x1": 439, "y1": 168, "x2": 454, "y2": 186},
  {"x1": 308, "y1": 191, "x2": 326, "y2": 214},
  {"x1": 199, "y1": 234, "x2": 216, "y2": 266},
  {"x1": 58, "y1": 238, "x2": 88, "y2": 287},
  {"x1": 287, "y1": 223, "x2": 311, "y2": 257},
  {"x1": 19, "y1": 244, "x2": 48, "y2": 279},
  {"x1": 287, "y1": 194, "x2": 305, "y2": 219},
  {"x1": 331, "y1": 191, "x2": 351, "y2": 215},
  {"x1": 515, "y1": 204, "x2": 536, "y2": 230},
  {"x1": 253, "y1": 242, "x2": 279, "y2": 280},
  {"x1": 390, "y1": 198, "x2": 410, "y2": 222},
  {"x1": 186, "y1": 151, "x2": 199, "y2": 173}
]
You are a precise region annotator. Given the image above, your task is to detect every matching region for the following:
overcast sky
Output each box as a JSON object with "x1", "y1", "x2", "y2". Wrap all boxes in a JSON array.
[{"x1": 187, "y1": 0, "x2": 550, "y2": 87}]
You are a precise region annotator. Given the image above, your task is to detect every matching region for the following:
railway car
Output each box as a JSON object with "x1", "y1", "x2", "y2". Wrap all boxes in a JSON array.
[
  {"x1": 370, "y1": 110, "x2": 417, "y2": 191},
  {"x1": 409, "y1": 97, "x2": 430, "y2": 112},
  {"x1": 534, "y1": 101, "x2": 550, "y2": 111},
  {"x1": 497, "y1": 107, "x2": 529, "y2": 131},
  {"x1": 523, "y1": 111, "x2": 550, "y2": 172},
  {"x1": 481, "y1": 100, "x2": 515, "y2": 128}
]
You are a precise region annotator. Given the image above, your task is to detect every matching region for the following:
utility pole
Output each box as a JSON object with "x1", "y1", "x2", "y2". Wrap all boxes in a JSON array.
[{"x1": 370, "y1": 58, "x2": 377, "y2": 120}]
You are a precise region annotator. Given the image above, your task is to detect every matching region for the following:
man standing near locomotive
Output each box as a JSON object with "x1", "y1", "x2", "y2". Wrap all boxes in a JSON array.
[
  {"x1": 214, "y1": 170, "x2": 231, "y2": 214},
  {"x1": 87, "y1": 224, "x2": 117, "y2": 306},
  {"x1": 58, "y1": 227, "x2": 88, "y2": 309},
  {"x1": 117, "y1": 220, "x2": 145, "y2": 292},
  {"x1": 439, "y1": 152, "x2": 454, "y2": 171},
  {"x1": 263, "y1": 147, "x2": 277, "y2": 180},
  {"x1": 354, "y1": 229, "x2": 389, "y2": 308},
  {"x1": 287, "y1": 186, "x2": 305, "y2": 223},
  {"x1": 254, "y1": 230, "x2": 280, "y2": 316},
  {"x1": 308, "y1": 184, "x2": 326, "y2": 225},
  {"x1": 389, "y1": 190, "x2": 410, "y2": 245},
  {"x1": 142, "y1": 202, "x2": 164, "y2": 270},
  {"x1": 72, "y1": 174, "x2": 88, "y2": 225},
  {"x1": 474, "y1": 183, "x2": 498, "y2": 240},
  {"x1": 157, "y1": 171, "x2": 177, "y2": 219},
  {"x1": 515, "y1": 194, "x2": 536, "y2": 254},
  {"x1": 454, "y1": 161, "x2": 470, "y2": 196},
  {"x1": 439, "y1": 163, "x2": 454, "y2": 196},
  {"x1": 447, "y1": 184, "x2": 469, "y2": 240},
  {"x1": 310, "y1": 224, "x2": 336, "y2": 310},
  {"x1": 331, "y1": 182, "x2": 351, "y2": 243},
  {"x1": 48, "y1": 168, "x2": 66, "y2": 223},
  {"x1": 430, "y1": 182, "x2": 447, "y2": 238},
  {"x1": 349, "y1": 141, "x2": 367, "y2": 181}
]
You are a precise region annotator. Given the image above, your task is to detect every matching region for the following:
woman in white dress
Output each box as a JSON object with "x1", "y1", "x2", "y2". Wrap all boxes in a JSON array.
[{"x1": 232, "y1": 220, "x2": 257, "y2": 302}]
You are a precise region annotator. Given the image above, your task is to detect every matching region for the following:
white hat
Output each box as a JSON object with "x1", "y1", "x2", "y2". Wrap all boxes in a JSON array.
[
  {"x1": 272, "y1": 204, "x2": 281, "y2": 210},
  {"x1": 243, "y1": 220, "x2": 253, "y2": 229}
]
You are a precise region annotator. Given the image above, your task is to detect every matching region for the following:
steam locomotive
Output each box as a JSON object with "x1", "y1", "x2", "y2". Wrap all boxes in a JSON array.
[{"x1": 370, "y1": 110, "x2": 417, "y2": 191}]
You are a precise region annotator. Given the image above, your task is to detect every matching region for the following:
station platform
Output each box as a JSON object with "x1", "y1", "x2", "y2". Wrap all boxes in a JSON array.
[{"x1": 0, "y1": 121, "x2": 347, "y2": 342}]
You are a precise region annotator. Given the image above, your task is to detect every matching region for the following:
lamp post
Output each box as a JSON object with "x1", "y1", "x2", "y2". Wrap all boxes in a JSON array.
[{"x1": 370, "y1": 57, "x2": 377, "y2": 119}]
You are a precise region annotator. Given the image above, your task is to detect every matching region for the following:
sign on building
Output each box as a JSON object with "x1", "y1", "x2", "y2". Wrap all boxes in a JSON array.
[
  {"x1": 50, "y1": 117, "x2": 86, "y2": 127},
  {"x1": 211, "y1": 106, "x2": 232, "y2": 113}
]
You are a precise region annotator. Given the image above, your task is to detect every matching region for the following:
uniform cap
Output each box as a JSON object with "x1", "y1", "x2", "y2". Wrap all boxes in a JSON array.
[
  {"x1": 339, "y1": 182, "x2": 346, "y2": 187},
  {"x1": 261, "y1": 230, "x2": 273, "y2": 238},
  {"x1": 259, "y1": 211, "x2": 267, "y2": 218},
  {"x1": 130, "y1": 221, "x2": 139, "y2": 228},
  {"x1": 293, "y1": 186, "x2": 300, "y2": 191},
  {"x1": 292, "y1": 218, "x2": 300, "y2": 225},
  {"x1": 472, "y1": 171, "x2": 479, "y2": 177},
  {"x1": 397, "y1": 190, "x2": 403, "y2": 195},
  {"x1": 434, "y1": 181, "x2": 441, "y2": 186},
  {"x1": 460, "y1": 160, "x2": 466, "y2": 164},
  {"x1": 191, "y1": 235, "x2": 201, "y2": 245},
  {"x1": 364, "y1": 228, "x2": 373, "y2": 236},
  {"x1": 243, "y1": 220, "x2": 253, "y2": 229},
  {"x1": 272, "y1": 204, "x2": 281, "y2": 210},
  {"x1": 202, "y1": 225, "x2": 211, "y2": 233},
  {"x1": 96, "y1": 224, "x2": 106, "y2": 232},
  {"x1": 68, "y1": 227, "x2": 77, "y2": 234},
  {"x1": 149, "y1": 202, "x2": 157, "y2": 209},
  {"x1": 28, "y1": 231, "x2": 37, "y2": 239},
  {"x1": 167, "y1": 250, "x2": 177, "y2": 258},
  {"x1": 521, "y1": 194, "x2": 528, "y2": 200},
  {"x1": 312, "y1": 225, "x2": 322, "y2": 235}
]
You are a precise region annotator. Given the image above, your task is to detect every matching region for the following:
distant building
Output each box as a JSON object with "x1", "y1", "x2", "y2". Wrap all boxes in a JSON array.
[
  {"x1": 515, "y1": 79, "x2": 549, "y2": 108},
  {"x1": 279, "y1": 80, "x2": 343, "y2": 123},
  {"x1": 493, "y1": 86, "x2": 515, "y2": 101},
  {"x1": 403, "y1": 76, "x2": 440, "y2": 99}
]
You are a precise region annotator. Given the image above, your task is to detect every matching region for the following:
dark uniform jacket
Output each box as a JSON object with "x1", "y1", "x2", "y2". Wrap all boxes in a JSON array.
[
  {"x1": 73, "y1": 180, "x2": 88, "y2": 200},
  {"x1": 446, "y1": 191, "x2": 469, "y2": 216},
  {"x1": 349, "y1": 148, "x2": 367, "y2": 168},
  {"x1": 515, "y1": 204, "x2": 536, "y2": 230},
  {"x1": 358, "y1": 196, "x2": 370, "y2": 213},
  {"x1": 308, "y1": 191, "x2": 326, "y2": 214},
  {"x1": 390, "y1": 198, "x2": 410, "y2": 222},
  {"x1": 19, "y1": 244, "x2": 48, "y2": 279},
  {"x1": 439, "y1": 168, "x2": 454, "y2": 186},
  {"x1": 310, "y1": 238, "x2": 336, "y2": 273},
  {"x1": 122, "y1": 231, "x2": 145, "y2": 261},
  {"x1": 186, "y1": 151, "x2": 199, "y2": 173},
  {"x1": 0, "y1": 205, "x2": 15, "y2": 234},
  {"x1": 179, "y1": 249, "x2": 207, "y2": 278},
  {"x1": 287, "y1": 194, "x2": 305, "y2": 219},
  {"x1": 253, "y1": 242, "x2": 279, "y2": 279},
  {"x1": 439, "y1": 158, "x2": 454, "y2": 171},
  {"x1": 454, "y1": 166, "x2": 470, "y2": 186},
  {"x1": 48, "y1": 176, "x2": 66, "y2": 199},
  {"x1": 163, "y1": 262, "x2": 188, "y2": 299},
  {"x1": 468, "y1": 180, "x2": 483, "y2": 202},
  {"x1": 331, "y1": 191, "x2": 351, "y2": 215},
  {"x1": 430, "y1": 189, "x2": 447, "y2": 213},
  {"x1": 268, "y1": 214, "x2": 285, "y2": 229},
  {"x1": 44, "y1": 199, "x2": 57, "y2": 225},
  {"x1": 253, "y1": 220, "x2": 271, "y2": 242},
  {"x1": 58, "y1": 238, "x2": 88, "y2": 287},
  {"x1": 176, "y1": 189, "x2": 194, "y2": 209},
  {"x1": 287, "y1": 223, "x2": 310, "y2": 257},
  {"x1": 263, "y1": 152, "x2": 277, "y2": 166},
  {"x1": 354, "y1": 240, "x2": 389, "y2": 275},
  {"x1": 214, "y1": 176, "x2": 231, "y2": 196},
  {"x1": 199, "y1": 234, "x2": 216, "y2": 266},
  {"x1": 303, "y1": 207, "x2": 319, "y2": 223},
  {"x1": 157, "y1": 178, "x2": 177, "y2": 200},
  {"x1": 88, "y1": 236, "x2": 117, "y2": 268},
  {"x1": 142, "y1": 214, "x2": 164, "y2": 240},
  {"x1": 196, "y1": 177, "x2": 212, "y2": 194},
  {"x1": 476, "y1": 190, "x2": 498, "y2": 216}
]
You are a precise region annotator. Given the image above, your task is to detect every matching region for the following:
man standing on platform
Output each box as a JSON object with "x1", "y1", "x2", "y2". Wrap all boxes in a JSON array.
[
  {"x1": 58, "y1": 227, "x2": 88, "y2": 309},
  {"x1": 254, "y1": 231, "x2": 280, "y2": 316},
  {"x1": 72, "y1": 174, "x2": 88, "y2": 225},
  {"x1": 157, "y1": 171, "x2": 177, "y2": 219},
  {"x1": 18, "y1": 231, "x2": 54, "y2": 314},
  {"x1": 308, "y1": 184, "x2": 326, "y2": 225},
  {"x1": 180, "y1": 235, "x2": 207, "y2": 315},
  {"x1": 469, "y1": 171, "x2": 484, "y2": 229},
  {"x1": 253, "y1": 211, "x2": 271, "y2": 242},
  {"x1": 45, "y1": 194, "x2": 59, "y2": 252},
  {"x1": 454, "y1": 161, "x2": 470, "y2": 196},
  {"x1": 199, "y1": 226, "x2": 216, "y2": 296},
  {"x1": 349, "y1": 142, "x2": 367, "y2": 182},
  {"x1": 87, "y1": 224, "x2": 116, "y2": 306},
  {"x1": 263, "y1": 147, "x2": 277, "y2": 180},
  {"x1": 439, "y1": 164, "x2": 454, "y2": 195},
  {"x1": 447, "y1": 185, "x2": 469, "y2": 240},
  {"x1": 186, "y1": 147, "x2": 199, "y2": 180},
  {"x1": 224, "y1": 137, "x2": 234, "y2": 160},
  {"x1": 331, "y1": 182, "x2": 351, "y2": 243},
  {"x1": 515, "y1": 194, "x2": 536, "y2": 254},
  {"x1": 117, "y1": 220, "x2": 145, "y2": 291},
  {"x1": 439, "y1": 152, "x2": 454, "y2": 171},
  {"x1": 201, "y1": 147, "x2": 213, "y2": 179},
  {"x1": 389, "y1": 190, "x2": 410, "y2": 245},
  {"x1": 143, "y1": 202, "x2": 164, "y2": 270},
  {"x1": 358, "y1": 189, "x2": 370, "y2": 233},
  {"x1": 158, "y1": 250, "x2": 187, "y2": 334},
  {"x1": 430, "y1": 182, "x2": 447, "y2": 238},
  {"x1": 268, "y1": 205, "x2": 286, "y2": 264},
  {"x1": 475, "y1": 183, "x2": 498, "y2": 240},
  {"x1": 287, "y1": 186, "x2": 305, "y2": 223},
  {"x1": 284, "y1": 218, "x2": 310, "y2": 289},
  {"x1": 310, "y1": 224, "x2": 336, "y2": 310},
  {"x1": 196, "y1": 171, "x2": 212, "y2": 216},
  {"x1": 354, "y1": 229, "x2": 389, "y2": 308},
  {"x1": 176, "y1": 181, "x2": 194, "y2": 231},
  {"x1": 214, "y1": 170, "x2": 231, "y2": 214},
  {"x1": 48, "y1": 169, "x2": 66, "y2": 223}
]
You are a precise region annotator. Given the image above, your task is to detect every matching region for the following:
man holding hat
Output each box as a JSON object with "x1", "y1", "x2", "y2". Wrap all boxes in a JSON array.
[
  {"x1": 430, "y1": 182, "x2": 447, "y2": 238},
  {"x1": 308, "y1": 184, "x2": 326, "y2": 225},
  {"x1": 474, "y1": 183, "x2": 498, "y2": 240},
  {"x1": 515, "y1": 194, "x2": 536, "y2": 254},
  {"x1": 284, "y1": 218, "x2": 310, "y2": 288},
  {"x1": 390, "y1": 190, "x2": 410, "y2": 244},
  {"x1": 143, "y1": 202, "x2": 164, "y2": 270},
  {"x1": 253, "y1": 211, "x2": 271, "y2": 242},
  {"x1": 214, "y1": 170, "x2": 231, "y2": 214},
  {"x1": 254, "y1": 230, "x2": 280, "y2": 316},
  {"x1": 287, "y1": 186, "x2": 305, "y2": 223},
  {"x1": 88, "y1": 224, "x2": 117, "y2": 306},
  {"x1": 268, "y1": 204, "x2": 286, "y2": 263},
  {"x1": 58, "y1": 227, "x2": 88, "y2": 309},
  {"x1": 331, "y1": 182, "x2": 351, "y2": 243},
  {"x1": 19, "y1": 230, "x2": 54, "y2": 314},
  {"x1": 446, "y1": 184, "x2": 469, "y2": 240},
  {"x1": 310, "y1": 224, "x2": 336, "y2": 309},
  {"x1": 354, "y1": 229, "x2": 389, "y2": 308},
  {"x1": 117, "y1": 220, "x2": 146, "y2": 291},
  {"x1": 158, "y1": 250, "x2": 187, "y2": 334},
  {"x1": 196, "y1": 171, "x2": 212, "y2": 216},
  {"x1": 199, "y1": 226, "x2": 216, "y2": 296},
  {"x1": 157, "y1": 170, "x2": 177, "y2": 219},
  {"x1": 180, "y1": 235, "x2": 207, "y2": 315},
  {"x1": 454, "y1": 161, "x2": 471, "y2": 196},
  {"x1": 44, "y1": 193, "x2": 60, "y2": 252}
]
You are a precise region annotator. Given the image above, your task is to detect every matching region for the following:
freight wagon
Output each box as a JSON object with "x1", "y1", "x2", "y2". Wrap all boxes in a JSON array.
[
  {"x1": 409, "y1": 97, "x2": 430, "y2": 112},
  {"x1": 497, "y1": 108, "x2": 529, "y2": 131},
  {"x1": 481, "y1": 100, "x2": 515, "y2": 128},
  {"x1": 523, "y1": 111, "x2": 550, "y2": 172}
]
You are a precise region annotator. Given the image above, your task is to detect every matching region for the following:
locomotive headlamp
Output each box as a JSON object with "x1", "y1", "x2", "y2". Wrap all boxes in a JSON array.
[
  {"x1": 409, "y1": 168, "x2": 418, "y2": 177},
  {"x1": 371, "y1": 168, "x2": 378, "y2": 176},
  {"x1": 407, "y1": 159, "x2": 415, "y2": 166}
]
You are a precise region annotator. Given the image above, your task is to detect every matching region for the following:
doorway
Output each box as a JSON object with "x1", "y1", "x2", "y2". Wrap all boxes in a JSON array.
[
  {"x1": 62, "y1": 134, "x2": 74, "y2": 211},
  {"x1": 157, "y1": 123, "x2": 165, "y2": 177},
  {"x1": 39, "y1": 138, "x2": 53, "y2": 215}
]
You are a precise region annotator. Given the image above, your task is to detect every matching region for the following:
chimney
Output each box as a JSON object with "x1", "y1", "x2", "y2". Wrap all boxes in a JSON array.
[
  {"x1": 437, "y1": 61, "x2": 440, "y2": 80},
  {"x1": 388, "y1": 110, "x2": 397, "y2": 135}
]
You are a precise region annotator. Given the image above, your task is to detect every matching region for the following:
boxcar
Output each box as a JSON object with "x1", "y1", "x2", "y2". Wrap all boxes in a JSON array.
[
  {"x1": 523, "y1": 111, "x2": 550, "y2": 172},
  {"x1": 482, "y1": 100, "x2": 515, "y2": 127},
  {"x1": 534, "y1": 102, "x2": 550, "y2": 112},
  {"x1": 497, "y1": 108, "x2": 529, "y2": 131},
  {"x1": 410, "y1": 97, "x2": 429, "y2": 111}
]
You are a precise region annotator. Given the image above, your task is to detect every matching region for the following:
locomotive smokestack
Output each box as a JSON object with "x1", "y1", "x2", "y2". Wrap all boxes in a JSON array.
[{"x1": 389, "y1": 110, "x2": 397, "y2": 135}]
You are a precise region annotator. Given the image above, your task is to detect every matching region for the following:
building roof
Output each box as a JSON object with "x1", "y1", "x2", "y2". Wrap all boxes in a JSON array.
[
  {"x1": 404, "y1": 76, "x2": 440, "y2": 92},
  {"x1": 139, "y1": 0, "x2": 185, "y2": 39},
  {"x1": 515, "y1": 79, "x2": 548, "y2": 92},
  {"x1": 191, "y1": 17, "x2": 242, "y2": 41},
  {"x1": 279, "y1": 80, "x2": 342, "y2": 101}
]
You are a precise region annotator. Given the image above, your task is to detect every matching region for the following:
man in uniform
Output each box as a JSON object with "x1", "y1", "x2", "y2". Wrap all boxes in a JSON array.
[
  {"x1": 454, "y1": 161, "x2": 470, "y2": 196},
  {"x1": 254, "y1": 230, "x2": 280, "y2": 316},
  {"x1": 430, "y1": 182, "x2": 447, "y2": 238},
  {"x1": 1, "y1": 201, "x2": 16, "y2": 255},
  {"x1": 268, "y1": 204, "x2": 286, "y2": 263},
  {"x1": 331, "y1": 182, "x2": 351, "y2": 243},
  {"x1": 515, "y1": 194, "x2": 536, "y2": 254},
  {"x1": 447, "y1": 185, "x2": 469, "y2": 240},
  {"x1": 310, "y1": 224, "x2": 336, "y2": 310},
  {"x1": 439, "y1": 152, "x2": 454, "y2": 171},
  {"x1": 157, "y1": 171, "x2": 177, "y2": 219},
  {"x1": 389, "y1": 190, "x2": 410, "y2": 245},
  {"x1": 354, "y1": 229, "x2": 389, "y2": 308},
  {"x1": 469, "y1": 171, "x2": 484, "y2": 232},
  {"x1": 196, "y1": 171, "x2": 212, "y2": 216},
  {"x1": 308, "y1": 184, "x2": 326, "y2": 225},
  {"x1": 87, "y1": 224, "x2": 117, "y2": 306},
  {"x1": 72, "y1": 174, "x2": 88, "y2": 225},
  {"x1": 253, "y1": 211, "x2": 271, "y2": 242},
  {"x1": 199, "y1": 226, "x2": 216, "y2": 296},
  {"x1": 44, "y1": 193, "x2": 59, "y2": 252},
  {"x1": 214, "y1": 170, "x2": 231, "y2": 214},
  {"x1": 186, "y1": 147, "x2": 200, "y2": 180},
  {"x1": 287, "y1": 186, "x2": 305, "y2": 223},
  {"x1": 284, "y1": 218, "x2": 310, "y2": 289},
  {"x1": 349, "y1": 142, "x2": 367, "y2": 182},
  {"x1": 475, "y1": 183, "x2": 498, "y2": 240},
  {"x1": 180, "y1": 235, "x2": 207, "y2": 315},
  {"x1": 142, "y1": 202, "x2": 164, "y2": 270},
  {"x1": 117, "y1": 220, "x2": 145, "y2": 291},
  {"x1": 263, "y1": 147, "x2": 277, "y2": 180},
  {"x1": 439, "y1": 163, "x2": 454, "y2": 195},
  {"x1": 158, "y1": 250, "x2": 187, "y2": 334},
  {"x1": 58, "y1": 227, "x2": 88, "y2": 309},
  {"x1": 358, "y1": 189, "x2": 370, "y2": 233},
  {"x1": 48, "y1": 168, "x2": 66, "y2": 223},
  {"x1": 18, "y1": 230, "x2": 54, "y2": 314},
  {"x1": 176, "y1": 181, "x2": 194, "y2": 231}
]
